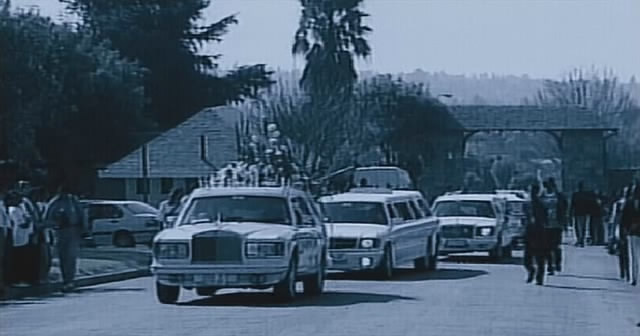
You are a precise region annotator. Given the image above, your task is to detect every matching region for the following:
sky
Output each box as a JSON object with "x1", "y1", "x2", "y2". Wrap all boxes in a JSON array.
[{"x1": 12, "y1": 0, "x2": 640, "y2": 80}]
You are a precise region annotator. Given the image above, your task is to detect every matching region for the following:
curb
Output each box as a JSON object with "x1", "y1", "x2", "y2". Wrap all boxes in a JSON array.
[{"x1": 1, "y1": 268, "x2": 151, "y2": 301}]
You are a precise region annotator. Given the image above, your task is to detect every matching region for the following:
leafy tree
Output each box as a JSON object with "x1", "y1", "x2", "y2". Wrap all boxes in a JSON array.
[
  {"x1": 535, "y1": 68, "x2": 640, "y2": 169},
  {"x1": 0, "y1": 7, "x2": 146, "y2": 189},
  {"x1": 293, "y1": 0, "x2": 371, "y2": 99},
  {"x1": 63, "y1": 0, "x2": 274, "y2": 129}
]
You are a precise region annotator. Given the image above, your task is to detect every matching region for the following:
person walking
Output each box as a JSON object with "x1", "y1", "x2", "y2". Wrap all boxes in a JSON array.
[
  {"x1": 570, "y1": 181, "x2": 591, "y2": 247},
  {"x1": 541, "y1": 178, "x2": 566, "y2": 274},
  {"x1": 588, "y1": 190, "x2": 605, "y2": 245},
  {"x1": 44, "y1": 181, "x2": 86, "y2": 292},
  {"x1": 614, "y1": 187, "x2": 632, "y2": 281},
  {"x1": 622, "y1": 184, "x2": 640, "y2": 286},
  {"x1": 158, "y1": 188, "x2": 184, "y2": 229},
  {"x1": 5, "y1": 190, "x2": 36, "y2": 287},
  {"x1": 524, "y1": 184, "x2": 551, "y2": 286}
]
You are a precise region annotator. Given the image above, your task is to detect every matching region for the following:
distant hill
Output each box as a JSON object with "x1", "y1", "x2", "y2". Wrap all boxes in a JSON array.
[{"x1": 274, "y1": 70, "x2": 640, "y2": 106}]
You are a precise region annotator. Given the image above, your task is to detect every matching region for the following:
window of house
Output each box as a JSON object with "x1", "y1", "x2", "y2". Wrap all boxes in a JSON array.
[{"x1": 161, "y1": 178, "x2": 173, "y2": 194}]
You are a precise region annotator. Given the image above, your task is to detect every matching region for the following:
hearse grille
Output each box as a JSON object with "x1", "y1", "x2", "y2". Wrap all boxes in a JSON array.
[
  {"x1": 191, "y1": 232, "x2": 243, "y2": 263},
  {"x1": 329, "y1": 238, "x2": 358, "y2": 249},
  {"x1": 441, "y1": 225, "x2": 475, "y2": 239}
]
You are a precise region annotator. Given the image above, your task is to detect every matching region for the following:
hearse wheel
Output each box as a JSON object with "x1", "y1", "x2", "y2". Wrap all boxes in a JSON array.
[
  {"x1": 156, "y1": 282, "x2": 180, "y2": 304},
  {"x1": 195, "y1": 287, "x2": 218, "y2": 296},
  {"x1": 303, "y1": 254, "x2": 326, "y2": 296},
  {"x1": 274, "y1": 255, "x2": 298, "y2": 302},
  {"x1": 375, "y1": 245, "x2": 393, "y2": 280}
]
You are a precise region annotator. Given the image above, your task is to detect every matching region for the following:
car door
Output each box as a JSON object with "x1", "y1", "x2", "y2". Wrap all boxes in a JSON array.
[
  {"x1": 89, "y1": 203, "x2": 125, "y2": 245},
  {"x1": 390, "y1": 201, "x2": 416, "y2": 264},
  {"x1": 291, "y1": 196, "x2": 321, "y2": 274}
]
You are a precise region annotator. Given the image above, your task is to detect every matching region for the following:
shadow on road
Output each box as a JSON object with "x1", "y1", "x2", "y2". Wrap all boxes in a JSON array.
[
  {"x1": 328, "y1": 267, "x2": 487, "y2": 282},
  {"x1": 544, "y1": 284, "x2": 629, "y2": 293},
  {"x1": 443, "y1": 255, "x2": 524, "y2": 266},
  {"x1": 555, "y1": 274, "x2": 621, "y2": 282},
  {"x1": 179, "y1": 291, "x2": 416, "y2": 307},
  {"x1": 71, "y1": 287, "x2": 146, "y2": 294}
]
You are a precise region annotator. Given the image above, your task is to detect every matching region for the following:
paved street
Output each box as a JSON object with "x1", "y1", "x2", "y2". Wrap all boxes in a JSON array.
[{"x1": 2, "y1": 245, "x2": 638, "y2": 336}]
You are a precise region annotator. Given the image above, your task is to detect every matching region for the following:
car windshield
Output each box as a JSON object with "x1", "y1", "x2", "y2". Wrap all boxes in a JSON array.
[
  {"x1": 320, "y1": 202, "x2": 388, "y2": 225},
  {"x1": 180, "y1": 195, "x2": 291, "y2": 225},
  {"x1": 123, "y1": 202, "x2": 158, "y2": 215},
  {"x1": 433, "y1": 200, "x2": 496, "y2": 218}
]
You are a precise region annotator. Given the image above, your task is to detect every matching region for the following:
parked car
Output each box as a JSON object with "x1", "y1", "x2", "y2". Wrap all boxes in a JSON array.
[
  {"x1": 318, "y1": 187, "x2": 440, "y2": 279},
  {"x1": 81, "y1": 200, "x2": 161, "y2": 247},
  {"x1": 432, "y1": 193, "x2": 515, "y2": 260},
  {"x1": 151, "y1": 185, "x2": 328, "y2": 304}
]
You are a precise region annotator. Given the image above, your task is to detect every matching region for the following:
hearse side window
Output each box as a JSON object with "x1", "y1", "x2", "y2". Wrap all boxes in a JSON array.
[
  {"x1": 386, "y1": 204, "x2": 399, "y2": 220},
  {"x1": 394, "y1": 202, "x2": 413, "y2": 221},
  {"x1": 409, "y1": 200, "x2": 423, "y2": 218},
  {"x1": 416, "y1": 199, "x2": 433, "y2": 217}
]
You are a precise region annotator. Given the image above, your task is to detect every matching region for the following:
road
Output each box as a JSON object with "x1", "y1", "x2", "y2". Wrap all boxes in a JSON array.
[{"x1": 2, "y1": 245, "x2": 638, "y2": 336}]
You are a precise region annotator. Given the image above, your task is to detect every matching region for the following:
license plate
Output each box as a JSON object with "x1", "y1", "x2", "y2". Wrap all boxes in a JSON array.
[{"x1": 446, "y1": 239, "x2": 468, "y2": 248}]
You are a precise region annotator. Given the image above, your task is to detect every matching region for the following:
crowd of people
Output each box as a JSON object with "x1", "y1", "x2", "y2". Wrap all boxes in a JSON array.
[
  {"x1": 523, "y1": 177, "x2": 640, "y2": 288},
  {"x1": 0, "y1": 167, "x2": 88, "y2": 296}
]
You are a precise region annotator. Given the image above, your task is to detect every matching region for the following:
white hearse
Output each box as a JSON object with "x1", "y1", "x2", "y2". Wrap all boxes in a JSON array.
[
  {"x1": 432, "y1": 193, "x2": 515, "y2": 260},
  {"x1": 318, "y1": 188, "x2": 440, "y2": 279},
  {"x1": 151, "y1": 184, "x2": 328, "y2": 304}
]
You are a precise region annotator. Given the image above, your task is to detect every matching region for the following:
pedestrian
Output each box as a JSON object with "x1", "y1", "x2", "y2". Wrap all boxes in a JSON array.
[
  {"x1": 524, "y1": 184, "x2": 551, "y2": 286},
  {"x1": 5, "y1": 190, "x2": 36, "y2": 287},
  {"x1": 588, "y1": 190, "x2": 605, "y2": 245},
  {"x1": 18, "y1": 185, "x2": 46, "y2": 285},
  {"x1": 622, "y1": 184, "x2": 640, "y2": 286},
  {"x1": 541, "y1": 178, "x2": 565, "y2": 274},
  {"x1": 570, "y1": 181, "x2": 591, "y2": 247},
  {"x1": 44, "y1": 181, "x2": 85, "y2": 292},
  {"x1": 158, "y1": 188, "x2": 184, "y2": 229},
  {"x1": 614, "y1": 186, "x2": 632, "y2": 281}
]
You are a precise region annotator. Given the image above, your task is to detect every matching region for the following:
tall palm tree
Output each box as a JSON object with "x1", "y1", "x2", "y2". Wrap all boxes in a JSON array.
[{"x1": 292, "y1": 0, "x2": 371, "y2": 99}]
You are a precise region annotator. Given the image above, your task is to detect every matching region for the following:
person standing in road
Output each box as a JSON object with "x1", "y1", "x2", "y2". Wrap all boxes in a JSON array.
[
  {"x1": 541, "y1": 178, "x2": 566, "y2": 274},
  {"x1": 622, "y1": 184, "x2": 640, "y2": 286},
  {"x1": 44, "y1": 181, "x2": 85, "y2": 292},
  {"x1": 0, "y1": 183, "x2": 10, "y2": 295},
  {"x1": 570, "y1": 181, "x2": 591, "y2": 247},
  {"x1": 524, "y1": 184, "x2": 551, "y2": 285},
  {"x1": 614, "y1": 186, "x2": 632, "y2": 281},
  {"x1": 158, "y1": 188, "x2": 184, "y2": 229}
]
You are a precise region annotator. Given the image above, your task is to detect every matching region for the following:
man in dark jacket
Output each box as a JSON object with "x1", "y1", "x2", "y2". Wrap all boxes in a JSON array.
[
  {"x1": 524, "y1": 184, "x2": 551, "y2": 285},
  {"x1": 570, "y1": 182, "x2": 591, "y2": 247},
  {"x1": 622, "y1": 183, "x2": 640, "y2": 286}
]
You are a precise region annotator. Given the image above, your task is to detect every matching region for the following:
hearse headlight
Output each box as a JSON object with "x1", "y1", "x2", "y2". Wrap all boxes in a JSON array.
[
  {"x1": 154, "y1": 242, "x2": 189, "y2": 259},
  {"x1": 477, "y1": 227, "x2": 495, "y2": 237},
  {"x1": 246, "y1": 242, "x2": 285, "y2": 258},
  {"x1": 360, "y1": 238, "x2": 379, "y2": 248}
]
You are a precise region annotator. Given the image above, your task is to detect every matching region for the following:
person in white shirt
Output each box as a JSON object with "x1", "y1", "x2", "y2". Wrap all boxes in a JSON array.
[
  {"x1": 158, "y1": 188, "x2": 184, "y2": 229},
  {"x1": 5, "y1": 190, "x2": 36, "y2": 286}
]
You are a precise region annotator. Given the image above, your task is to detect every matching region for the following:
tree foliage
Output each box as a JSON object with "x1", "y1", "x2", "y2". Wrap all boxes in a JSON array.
[
  {"x1": 63, "y1": 0, "x2": 274, "y2": 128},
  {"x1": 0, "y1": 7, "x2": 146, "y2": 184},
  {"x1": 535, "y1": 68, "x2": 640, "y2": 168},
  {"x1": 293, "y1": 0, "x2": 371, "y2": 99}
]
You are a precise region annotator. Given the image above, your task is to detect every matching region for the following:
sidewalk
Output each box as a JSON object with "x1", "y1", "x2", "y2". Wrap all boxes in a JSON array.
[{"x1": 1, "y1": 246, "x2": 151, "y2": 300}]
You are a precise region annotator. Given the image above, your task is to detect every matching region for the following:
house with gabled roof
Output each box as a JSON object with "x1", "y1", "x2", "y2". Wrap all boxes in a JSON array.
[{"x1": 95, "y1": 106, "x2": 241, "y2": 206}]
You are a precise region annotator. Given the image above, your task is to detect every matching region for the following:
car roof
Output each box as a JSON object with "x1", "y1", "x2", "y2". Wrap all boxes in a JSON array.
[
  {"x1": 434, "y1": 193, "x2": 504, "y2": 202},
  {"x1": 190, "y1": 186, "x2": 306, "y2": 198},
  {"x1": 355, "y1": 166, "x2": 405, "y2": 172},
  {"x1": 319, "y1": 191, "x2": 418, "y2": 204},
  {"x1": 81, "y1": 200, "x2": 146, "y2": 205}
]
